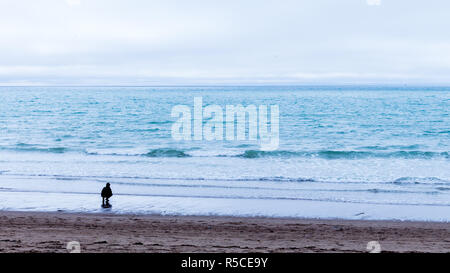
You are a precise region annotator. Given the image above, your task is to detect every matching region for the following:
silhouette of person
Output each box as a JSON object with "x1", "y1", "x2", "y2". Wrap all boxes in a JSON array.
[{"x1": 101, "y1": 183, "x2": 113, "y2": 206}]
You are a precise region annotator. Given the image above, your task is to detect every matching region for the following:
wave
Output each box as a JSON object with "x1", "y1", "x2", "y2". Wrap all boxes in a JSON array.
[
  {"x1": 143, "y1": 148, "x2": 191, "y2": 158},
  {"x1": 257, "y1": 177, "x2": 315, "y2": 182},
  {"x1": 392, "y1": 177, "x2": 450, "y2": 185},
  {"x1": 147, "y1": 121, "x2": 172, "y2": 125},
  {"x1": 238, "y1": 150, "x2": 306, "y2": 158},
  {"x1": 237, "y1": 150, "x2": 450, "y2": 159},
  {"x1": 1, "y1": 145, "x2": 68, "y2": 154},
  {"x1": 125, "y1": 128, "x2": 160, "y2": 133},
  {"x1": 85, "y1": 148, "x2": 191, "y2": 158},
  {"x1": 1, "y1": 172, "x2": 318, "y2": 183},
  {"x1": 359, "y1": 144, "x2": 423, "y2": 150},
  {"x1": 1, "y1": 144, "x2": 192, "y2": 158},
  {"x1": 3, "y1": 142, "x2": 449, "y2": 160},
  {"x1": 4, "y1": 172, "x2": 450, "y2": 187}
]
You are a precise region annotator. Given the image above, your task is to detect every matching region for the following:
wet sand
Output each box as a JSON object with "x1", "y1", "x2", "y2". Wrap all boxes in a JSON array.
[{"x1": 0, "y1": 211, "x2": 448, "y2": 253}]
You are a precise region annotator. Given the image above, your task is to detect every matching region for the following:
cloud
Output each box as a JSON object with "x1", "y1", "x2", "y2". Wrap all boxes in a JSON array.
[
  {"x1": 0, "y1": 0, "x2": 450, "y2": 85},
  {"x1": 65, "y1": 0, "x2": 81, "y2": 7}
]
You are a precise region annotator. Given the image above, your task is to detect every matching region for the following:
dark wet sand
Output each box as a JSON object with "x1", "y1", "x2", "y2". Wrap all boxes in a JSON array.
[{"x1": 0, "y1": 211, "x2": 448, "y2": 253}]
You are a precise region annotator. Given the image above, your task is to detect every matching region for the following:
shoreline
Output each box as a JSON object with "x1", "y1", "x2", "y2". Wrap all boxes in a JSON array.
[
  {"x1": 3, "y1": 208, "x2": 450, "y2": 223},
  {"x1": 0, "y1": 210, "x2": 449, "y2": 253}
]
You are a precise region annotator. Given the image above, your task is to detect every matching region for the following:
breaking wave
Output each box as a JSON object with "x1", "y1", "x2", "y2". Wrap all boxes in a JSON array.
[{"x1": 238, "y1": 150, "x2": 450, "y2": 159}]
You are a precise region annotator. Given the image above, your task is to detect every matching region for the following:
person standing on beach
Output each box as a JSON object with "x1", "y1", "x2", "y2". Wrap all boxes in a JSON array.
[{"x1": 101, "y1": 183, "x2": 113, "y2": 206}]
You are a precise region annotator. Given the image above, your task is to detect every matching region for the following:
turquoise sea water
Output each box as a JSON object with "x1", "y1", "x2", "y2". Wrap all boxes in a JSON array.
[{"x1": 0, "y1": 86, "x2": 449, "y2": 220}]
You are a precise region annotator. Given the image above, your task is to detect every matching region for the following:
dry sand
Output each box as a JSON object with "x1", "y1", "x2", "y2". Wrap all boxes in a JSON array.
[{"x1": 0, "y1": 211, "x2": 448, "y2": 253}]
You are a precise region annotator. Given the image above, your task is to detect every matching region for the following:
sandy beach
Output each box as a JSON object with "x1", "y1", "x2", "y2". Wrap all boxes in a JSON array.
[{"x1": 0, "y1": 211, "x2": 448, "y2": 253}]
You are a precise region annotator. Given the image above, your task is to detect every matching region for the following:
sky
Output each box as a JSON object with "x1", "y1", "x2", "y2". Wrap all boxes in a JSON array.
[{"x1": 1, "y1": 0, "x2": 450, "y2": 85}]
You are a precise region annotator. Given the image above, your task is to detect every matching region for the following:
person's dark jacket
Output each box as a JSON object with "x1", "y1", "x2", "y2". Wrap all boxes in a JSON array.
[{"x1": 101, "y1": 186, "x2": 113, "y2": 198}]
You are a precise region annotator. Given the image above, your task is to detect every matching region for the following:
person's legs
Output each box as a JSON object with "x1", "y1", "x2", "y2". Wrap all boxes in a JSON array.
[
  {"x1": 102, "y1": 197, "x2": 105, "y2": 205},
  {"x1": 105, "y1": 198, "x2": 109, "y2": 205}
]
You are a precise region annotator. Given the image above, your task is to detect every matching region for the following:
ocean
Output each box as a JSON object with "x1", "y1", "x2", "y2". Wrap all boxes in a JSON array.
[{"x1": 0, "y1": 86, "x2": 449, "y2": 221}]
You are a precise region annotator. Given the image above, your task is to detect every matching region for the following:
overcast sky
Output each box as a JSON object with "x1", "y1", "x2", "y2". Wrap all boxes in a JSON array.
[{"x1": 1, "y1": 0, "x2": 450, "y2": 85}]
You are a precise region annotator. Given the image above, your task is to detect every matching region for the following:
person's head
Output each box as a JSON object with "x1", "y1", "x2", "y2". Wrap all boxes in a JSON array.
[{"x1": 106, "y1": 183, "x2": 110, "y2": 187}]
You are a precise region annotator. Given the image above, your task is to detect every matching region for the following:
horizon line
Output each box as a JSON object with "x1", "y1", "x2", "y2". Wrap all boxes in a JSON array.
[{"x1": 1, "y1": 83, "x2": 450, "y2": 88}]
